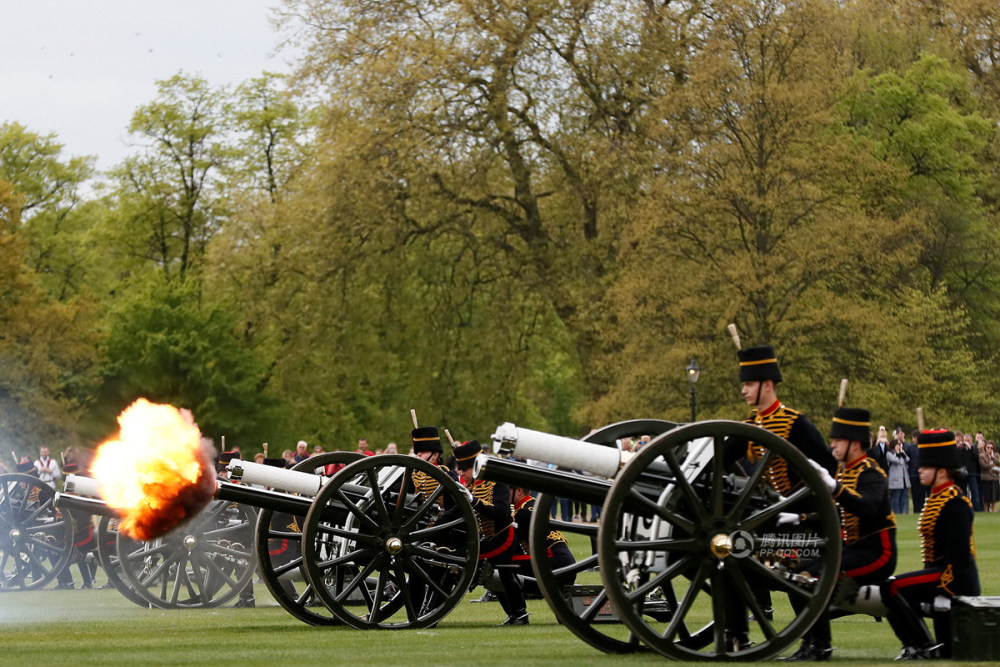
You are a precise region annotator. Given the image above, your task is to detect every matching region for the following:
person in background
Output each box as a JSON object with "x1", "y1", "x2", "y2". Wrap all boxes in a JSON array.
[
  {"x1": 902, "y1": 429, "x2": 923, "y2": 513},
  {"x1": 958, "y1": 433, "x2": 982, "y2": 511},
  {"x1": 385, "y1": 442, "x2": 398, "y2": 455},
  {"x1": 886, "y1": 434, "x2": 911, "y2": 515},
  {"x1": 881, "y1": 430, "x2": 979, "y2": 660},
  {"x1": 293, "y1": 440, "x2": 310, "y2": 463},
  {"x1": 871, "y1": 425, "x2": 890, "y2": 473},
  {"x1": 356, "y1": 438, "x2": 374, "y2": 456},
  {"x1": 978, "y1": 440, "x2": 999, "y2": 513},
  {"x1": 34, "y1": 446, "x2": 61, "y2": 489},
  {"x1": 281, "y1": 449, "x2": 295, "y2": 468}
]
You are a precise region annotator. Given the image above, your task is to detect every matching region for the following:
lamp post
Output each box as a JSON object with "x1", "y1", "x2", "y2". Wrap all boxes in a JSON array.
[{"x1": 685, "y1": 357, "x2": 701, "y2": 422}]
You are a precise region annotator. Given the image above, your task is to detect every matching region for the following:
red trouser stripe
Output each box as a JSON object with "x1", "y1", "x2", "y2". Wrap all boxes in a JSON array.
[
  {"x1": 889, "y1": 571, "x2": 941, "y2": 597},
  {"x1": 845, "y1": 530, "x2": 893, "y2": 578},
  {"x1": 479, "y1": 526, "x2": 515, "y2": 561}
]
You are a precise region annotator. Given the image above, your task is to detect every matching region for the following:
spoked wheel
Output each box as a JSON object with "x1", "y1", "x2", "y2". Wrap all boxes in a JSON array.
[
  {"x1": 598, "y1": 420, "x2": 842, "y2": 661},
  {"x1": 301, "y1": 454, "x2": 479, "y2": 629},
  {"x1": 532, "y1": 419, "x2": 676, "y2": 653},
  {"x1": 118, "y1": 500, "x2": 257, "y2": 608},
  {"x1": 96, "y1": 515, "x2": 151, "y2": 607},
  {"x1": 0, "y1": 473, "x2": 73, "y2": 591},
  {"x1": 255, "y1": 451, "x2": 364, "y2": 625}
]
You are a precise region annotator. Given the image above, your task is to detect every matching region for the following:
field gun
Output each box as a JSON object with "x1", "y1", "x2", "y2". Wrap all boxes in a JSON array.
[
  {"x1": 0, "y1": 471, "x2": 74, "y2": 591},
  {"x1": 476, "y1": 419, "x2": 845, "y2": 661},
  {"x1": 57, "y1": 474, "x2": 257, "y2": 609},
  {"x1": 56, "y1": 452, "x2": 480, "y2": 629}
]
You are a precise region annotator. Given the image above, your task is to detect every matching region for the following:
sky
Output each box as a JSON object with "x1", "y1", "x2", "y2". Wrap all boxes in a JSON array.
[{"x1": 2, "y1": 1, "x2": 298, "y2": 171}]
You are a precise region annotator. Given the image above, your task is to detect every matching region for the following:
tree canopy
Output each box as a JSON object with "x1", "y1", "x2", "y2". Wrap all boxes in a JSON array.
[{"x1": 4, "y1": 0, "x2": 1000, "y2": 454}]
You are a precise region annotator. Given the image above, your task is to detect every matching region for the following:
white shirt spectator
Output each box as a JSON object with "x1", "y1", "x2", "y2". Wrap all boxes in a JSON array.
[{"x1": 34, "y1": 452, "x2": 61, "y2": 488}]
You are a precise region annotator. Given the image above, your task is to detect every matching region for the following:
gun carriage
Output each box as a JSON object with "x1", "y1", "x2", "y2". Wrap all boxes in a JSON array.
[
  {"x1": 56, "y1": 451, "x2": 480, "y2": 628},
  {"x1": 0, "y1": 472, "x2": 73, "y2": 591},
  {"x1": 478, "y1": 419, "x2": 845, "y2": 662},
  {"x1": 50, "y1": 415, "x2": 854, "y2": 662}
]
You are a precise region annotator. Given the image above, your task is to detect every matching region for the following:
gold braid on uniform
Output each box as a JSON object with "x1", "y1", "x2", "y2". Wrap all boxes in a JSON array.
[
  {"x1": 836, "y1": 457, "x2": 894, "y2": 545},
  {"x1": 411, "y1": 467, "x2": 449, "y2": 508},
  {"x1": 745, "y1": 404, "x2": 798, "y2": 495},
  {"x1": 918, "y1": 484, "x2": 972, "y2": 564},
  {"x1": 472, "y1": 480, "x2": 506, "y2": 540}
]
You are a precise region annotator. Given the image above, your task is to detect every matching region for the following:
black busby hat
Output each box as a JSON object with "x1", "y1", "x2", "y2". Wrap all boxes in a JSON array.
[
  {"x1": 452, "y1": 440, "x2": 481, "y2": 467},
  {"x1": 738, "y1": 345, "x2": 782, "y2": 383},
  {"x1": 16, "y1": 460, "x2": 36, "y2": 475},
  {"x1": 217, "y1": 451, "x2": 241, "y2": 472},
  {"x1": 917, "y1": 430, "x2": 960, "y2": 468},
  {"x1": 411, "y1": 426, "x2": 442, "y2": 454},
  {"x1": 830, "y1": 407, "x2": 871, "y2": 444},
  {"x1": 62, "y1": 461, "x2": 80, "y2": 475},
  {"x1": 263, "y1": 457, "x2": 287, "y2": 468}
]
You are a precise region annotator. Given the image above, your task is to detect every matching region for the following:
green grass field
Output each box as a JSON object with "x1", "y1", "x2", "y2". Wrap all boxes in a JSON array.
[{"x1": 1, "y1": 513, "x2": 997, "y2": 666}]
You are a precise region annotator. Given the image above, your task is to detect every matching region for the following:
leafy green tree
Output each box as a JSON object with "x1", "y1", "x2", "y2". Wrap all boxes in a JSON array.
[
  {"x1": 87, "y1": 278, "x2": 278, "y2": 446},
  {"x1": 0, "y1": 179, "x2": 104, "y2": 456},
  {"x1": 104, "y1": 73, "x2": 229, "y2": 284},
  {"x1": 0, "y1": 122, "x2": 98, "y2": 299}
]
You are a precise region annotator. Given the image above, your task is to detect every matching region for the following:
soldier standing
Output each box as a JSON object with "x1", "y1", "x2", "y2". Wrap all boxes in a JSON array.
[
  {"x1": 725, "y1": 344, "x2": 837, "y2": 649},
  {"x1": 779, "y1": 407, "x2": 898, "y2": 661},
  {"x1": 881, "y1": 430, "x2": 980, "y2": 660}
]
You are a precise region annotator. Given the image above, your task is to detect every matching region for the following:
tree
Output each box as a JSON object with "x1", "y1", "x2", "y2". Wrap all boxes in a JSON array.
[
  {"x1": 105, "y1": 73, "x2": 229, "y2": 284},
  {"x1": 0, "y1": 179, "x2": 104, "y2": 456},
  {"x1": 0, "y1": 122, "x2": 98, "y2": 299},
  {"x1": 87, "y1": 278, "x2": 279, "y2": 446}
]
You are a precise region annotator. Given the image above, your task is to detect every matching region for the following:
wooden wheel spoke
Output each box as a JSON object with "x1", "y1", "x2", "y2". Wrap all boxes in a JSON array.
[
  {"x1": 741, "y1": 486, "x2": 810, "y2": 531},
  {"x1": 663, "y1": 559, "x2": 709, "y2": 641},
  {"x1": 726, "y1": 449, "x2": 776, "y2": 521},
  {"x1": 662, "y1": 449, "x2": 711, "y2": 525},
  {"x1": 625, "y1": 488, "x2": 696, "y2": 534}
]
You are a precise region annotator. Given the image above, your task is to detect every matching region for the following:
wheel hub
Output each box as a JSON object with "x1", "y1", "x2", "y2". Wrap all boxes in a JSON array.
[
  {"x1": 9, "y1": 528, "x2": 21, "y2": 543},
  {"x1": 385, "y1": 536, "x2": 403, "y2": 555},
  {"x1": 709, "y1": 533, "x2": 732, "y2": 559},
  {"x1": 183, "y1": 535, "x2": 198, "y2": 550}
]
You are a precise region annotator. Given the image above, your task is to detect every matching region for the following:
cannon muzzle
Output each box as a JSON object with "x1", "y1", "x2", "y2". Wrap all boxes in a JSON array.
[
  {"x1": 226, "y1": 459, "x2": 326, "y2": 495},
  {"x1": 54, "y1": 492, "x2": 121, "y2": 518},
  {"x1": 214, "y1": 480, "x2": 314, "y2": 516},
  {"x1": 490, "y1": 422, "x2": 632, "y2": 478}
]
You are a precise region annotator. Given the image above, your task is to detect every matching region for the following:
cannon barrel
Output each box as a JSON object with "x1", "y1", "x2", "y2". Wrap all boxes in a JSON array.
[
  {"x1": 475, "y1": 457, "x2": 612, "y2": 506},
  {"x1": 490, "y1": 422, "x2": 632, "y2": 478},
  {"x1": 214, "y1": 480, "x2": 315, "y2": 516},
  {"x1": 226, "y1": 459, "x2": 326, "y2": 495},
  {"x1": 64, "y1": 473, "x2": 102, "y2": 497},
  {"x1": 54, "y1": 491, "x2": 121, "y2": 518}
]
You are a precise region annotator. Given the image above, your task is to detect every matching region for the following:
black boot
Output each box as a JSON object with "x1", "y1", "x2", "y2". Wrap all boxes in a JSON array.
[
  {"x1": 496, "y1": 611, "x2": 529, "y2": 626},
  {"x1": 780, "y1": 640, "x2": 833, "y2": 662}
]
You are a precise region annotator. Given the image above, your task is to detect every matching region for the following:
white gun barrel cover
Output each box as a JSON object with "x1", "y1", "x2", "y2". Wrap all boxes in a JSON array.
[
  {"x1": 64, "y1": 474, "x2": 102, "y2": 498},
  {"x1": 490, "y1": 422, "x2": 625, "y2": 478},
  {"x1": 226, "y1": 459, "x2": 325, "y2": 496}
]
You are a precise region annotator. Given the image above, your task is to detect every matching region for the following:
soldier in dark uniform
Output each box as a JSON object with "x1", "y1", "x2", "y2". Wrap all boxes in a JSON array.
[
  {"x1": 881, "y1": 430, "x2": 980, "y2": 660},
  {"x1": 407, "y1": 426, "x2": 464, "y2": 617},
  {"x1": 61, "y1": 460, "x2": 98, "y2": 589},
  {"x1": 779, "y1": 407, "x2": 897, "y2": 661},
  {"x1": 452, "y1": 440, "x2": 529, "y2": 626},
  {"x1": 509, "y1": 485, "x2": 576, "y2": 596},
  {"x1": 725, "y1": 345, "x2": 837, "y2": 649}
]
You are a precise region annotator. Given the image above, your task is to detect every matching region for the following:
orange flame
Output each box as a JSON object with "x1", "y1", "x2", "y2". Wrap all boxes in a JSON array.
[{"x1": 91, "y1": 398, "x2": 216, "y2": 540}]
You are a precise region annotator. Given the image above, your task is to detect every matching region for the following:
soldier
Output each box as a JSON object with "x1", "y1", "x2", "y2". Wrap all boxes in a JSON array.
[
  {"x1": 779, "y1": 407, "x2": 898, "y2": 661},
  {"x1": 407, "y1": 426, "x2": 463, "y2": 618},
  {"x1": 881, "y1": 430, "x2": 980, "y2": 660},
  {"x1": 725, "y1": 344, "x2": 837, "y2": 648},
  {"x1": 509, "y1": 485, "x2": 576, "y2": 596},
  {"x1": 452, "y1": 440, "x2": 529, "y2": 626}
]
